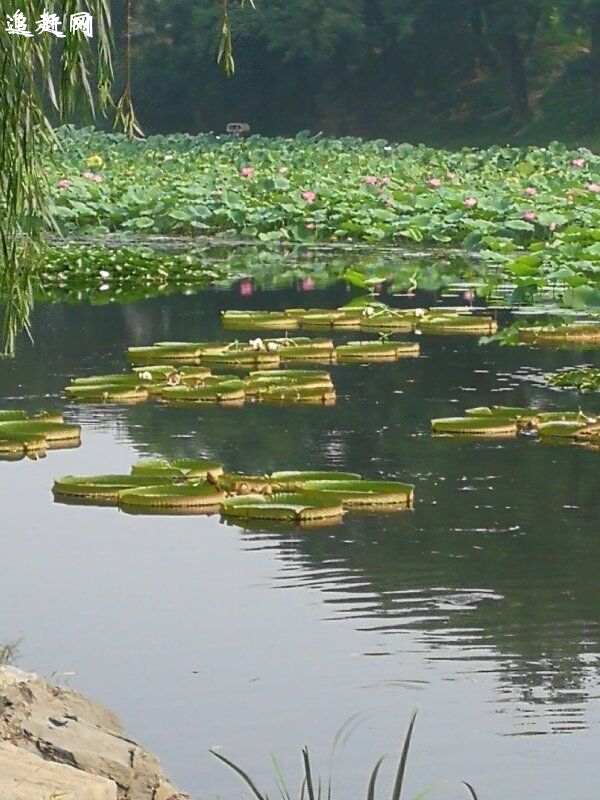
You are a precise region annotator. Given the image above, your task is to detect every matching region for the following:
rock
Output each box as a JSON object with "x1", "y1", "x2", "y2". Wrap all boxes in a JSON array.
[
  {"x1": 0, "y1": 667, "x2": 189, "y2": 800},
  {"x1": 0, "y1": 741, "x2": 117, "y2": 800}
]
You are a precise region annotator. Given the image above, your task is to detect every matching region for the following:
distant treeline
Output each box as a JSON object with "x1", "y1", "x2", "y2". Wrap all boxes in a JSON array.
[{"x1": 111, "y1": 1, "x2": 600, "y2": 144}]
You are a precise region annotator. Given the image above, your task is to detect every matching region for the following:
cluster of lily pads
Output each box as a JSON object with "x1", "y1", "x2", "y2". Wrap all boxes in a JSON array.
[
  {"x1": 221, "y1": 305, "x2": 497, "y2": 335},
  {"x1": 52, "y1": 459, "x2": 415, "y2": 525},
  {"x1": 65, "y1": 363, "x2": 336, "y2": 406},
  {"x1": 546, "y1": 367, "x2": 600, "y2": 393},
  {"x1": 0, "y1": 410, "x2": 81, "y2": 461},
  {"x1": 487, "y1": 320, "x2": 600, "y2": 347},
  {"x1": 431, "y1": 406, "x2": 600, "y2": 450}
]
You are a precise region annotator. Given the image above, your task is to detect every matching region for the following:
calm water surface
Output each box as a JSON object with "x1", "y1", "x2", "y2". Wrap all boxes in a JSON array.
[{"x1": 1, "y1": 284, "x2": 600, "y2": 800}]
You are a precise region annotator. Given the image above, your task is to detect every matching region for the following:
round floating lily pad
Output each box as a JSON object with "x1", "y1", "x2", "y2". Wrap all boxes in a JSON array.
[
  {"x1": 201, "y1": 351, "x2": 280, "y2": 368},
  {"x1": 537, "y1": 420, "x2": 590, "y2": 438},
  {"x1": 64, "y1": 384, "x2": 148, "y2": 403},
  {"x1": 53, "y1": 474, "x2": 174, "y2": 505},
  {"x1": 221, "y1": 492, "x2": 344, "y2": 522},
  {"x1": 299, "y1": 479, "x2": 414, "y2": 508},
  {"x1": 254, "y1": 386, "x2": 336, "y2": 404},
  {"x1": 419, "y1": 315, "x2": 497, "y2": 334},
  {"x1": 278, "y1": 349, "x2": 336, "y2": 364},
  {"x1": 70, "y1": 374, "x2": 144, "y2": 387},
  {"x1": 118, "y1": 483, "x2": 226, "y2": 511},
  {"x1": 464, "y1": 406, "x2": 540, "y2": 424},
  {"x1": 517, "y1": 324, "x2": 600, "y2": 345},
  {"x1": 222, "y1": 312, "x2": 299, "y2": 330},
  {"x1": 0, "y1": 421, "x2": 81, "y2": 444},
  {"x1": 266, "y1": 336, "x2": 334, "y2": 350},
  {"x1": 337, "y1": 341, "x2": 419, "y2": 361},
  {"x1": 249, "y1": 369, "x2": 331, "y2": 381},
  {"x1": 431, "y1": 416, "x2": 518, "y2": 436},
  {"x1": 131, "y1": 459, "x2": 224, "y2": 479},
  {"x1": 270, "y1": 471, "x2": 362, "y2": 490},
  {"x1": 157, "y1": 384, "x2": 246, "y2": 403}
]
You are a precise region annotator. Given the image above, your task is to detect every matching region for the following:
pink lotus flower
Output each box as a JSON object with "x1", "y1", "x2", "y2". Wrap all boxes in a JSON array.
[
  {"x1": 427, "y1": 178, "x2": 442, "y2": 188},
  {"x1": 305, "y1": 222, "x2": 316, "y2": 230},
  {"x1": 586, "y1": 182, "x2": 600, "y2": 193},
  {"x1": 463, "y1": 289, "x2": 475, "y2": 303},
  {"x1": 380, "y1": 177, "x2": 391, "y2": 185},
  {"x1": 524, "y1": 187, "x2": 537, "y2": 196},
  {"x1": 548, "y1": 221, "x2": 557, "y2": 232},
  {"x1": 446, "y1": 172, "x2": 457, "y2": 180},
  {"x1": 278, "y1": 166, "x2": 288, "y2": 174},
  {"x1": 364, "y1": 175, "x2": 378, "y2": 185},
  {"x1": 300, "y1": 277, "x2": 315, "y2": 291},
  {"x1": 213, "y1": 189, "x2": 223, "y2": 197},
  {"x1": 57, "y1": 179, "x2": 71, "y2": 189},
  {"x1": 463, "y1": 197, "x2": 477, "y2": 208},
  {"x1": 301, "y1": 191, "x2": 316, "y2": 203},
  {"x1": 522, "y1": 211, "x2": 537, "y2": 223},
  {"x1": 239, "y1": 279, "x2": 253, "y2": 296},
  {"x1": 240, "y1": 167, "x2": 254, "y2": 178},
  {"x1": 571, "y1": 157, "x2": 586, "y2": 168}
]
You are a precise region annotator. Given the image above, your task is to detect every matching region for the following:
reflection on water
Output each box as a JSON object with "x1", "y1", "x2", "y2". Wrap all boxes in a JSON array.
[{"x1": 1, "y1": 281, "x2": 600, "y2": 799}]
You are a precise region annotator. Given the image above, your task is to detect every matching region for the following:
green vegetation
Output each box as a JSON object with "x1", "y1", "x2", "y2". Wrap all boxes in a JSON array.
[
  {"x1": 547, "y1": 366, "x2": 600, "y2": 391},
  {"x1": 42, "y1": 129, "x2": 599, "y2": 316}
]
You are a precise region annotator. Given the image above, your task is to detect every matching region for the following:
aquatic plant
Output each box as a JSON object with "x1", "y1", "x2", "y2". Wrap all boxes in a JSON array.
[
  {"x1": 210, "y1": 710, "x2": 478, "y2": 800},
  {"x1": 547, "y1": 367, "x2": 600, "y2": 392}
]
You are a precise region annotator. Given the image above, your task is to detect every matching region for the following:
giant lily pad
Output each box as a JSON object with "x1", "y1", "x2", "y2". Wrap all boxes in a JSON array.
[
  {"x1": 65, "y1": 384, "x2": 148, "y2": 403},
  {"x1": 221, "y1": 311, "x2": 299, "y2": 330},
  {"x1": 299, "y1": 479, "x2": 414, "y2": 508},
  {"x1": 431, "y1": 416, "x2": 518, "y2": 436},
  {"x1": 0, "y1": 420, "x2": 81, "y2": 445},
  {"x1": 53, "y1": 474, "x2": 174, "y2": 505},
  {"x1": 131, "y1": 459, "x2": 224, "y2": 479},
  {"x1": 157, "y1": 383, "x2": 246, "y2": 403},
  {"x1": 518, "y1": 324, "x2": 600, "y2": 345},
  {"x1": 221, "y1": 492, "x2": 344, "y2": 523},
  {"x1": 418, "y1": 314, "x2": 497, "y2": 335},
  {"x1": 118, "y1": 483, "x2": 225, "y2": 512},
  {"x1": 336, "y1": 341, "x2": 419, "y2": 361}
]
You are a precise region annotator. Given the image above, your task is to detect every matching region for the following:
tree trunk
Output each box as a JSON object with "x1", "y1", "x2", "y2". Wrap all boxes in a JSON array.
[{"x1": 501, "y1": 30, "x2": 530, "y2": 121}]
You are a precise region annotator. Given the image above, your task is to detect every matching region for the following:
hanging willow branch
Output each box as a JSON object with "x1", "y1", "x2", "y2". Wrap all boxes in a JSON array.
[
  {"x1": 218, "y1": 0, "x2": 256, "y2": 75},
  {"x1": 0, "y1": 0, "x2": 113, "y2": 355},
  {"x1": 114, "y1": 0, "x2": 144, "y2": 138},
  {"x1": 0, "y1": 0, "x2": 254, "y2": 355}
]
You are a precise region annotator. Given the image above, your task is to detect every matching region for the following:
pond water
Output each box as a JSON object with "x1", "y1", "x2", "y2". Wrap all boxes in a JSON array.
[{"x1": 1, "y1": 279, "x2": 600, "y2": 800}]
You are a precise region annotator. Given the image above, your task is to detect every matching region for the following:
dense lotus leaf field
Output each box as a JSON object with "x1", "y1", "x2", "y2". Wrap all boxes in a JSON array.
[{"x1": 43, "y1": 128, "x2": 600, "y2": 311}]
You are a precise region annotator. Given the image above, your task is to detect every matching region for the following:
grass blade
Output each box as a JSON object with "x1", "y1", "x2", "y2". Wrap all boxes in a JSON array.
[
  {"x1": 390, "y1": 709, "x2": 418, "y2": 800},
  {"x1": 209, "y1": 749, "x2": 267, "y2": 800},
  {"x1": 366, "y1": 755, "x2": 386, "y2": 800},
  {"x1": 462, "y1": 782, "x2": 479, "y2": 800},
  {"x1": 271, "y1": 755, "x2": 292, "y2": 800},
  {"x1": 302, "y1": 747, "x2": 316, "y2": 800}
]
